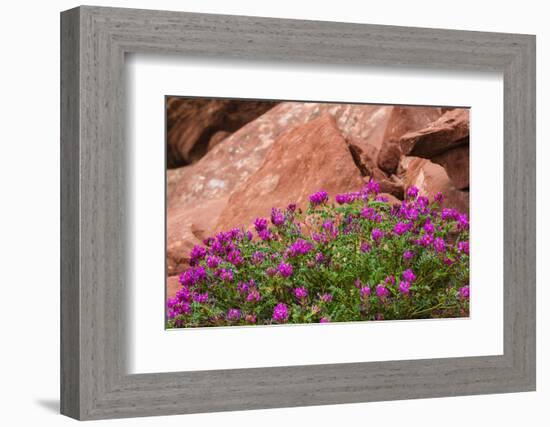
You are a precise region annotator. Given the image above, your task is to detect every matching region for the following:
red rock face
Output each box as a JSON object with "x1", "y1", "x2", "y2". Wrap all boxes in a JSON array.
[
  {"x1": 166, "y1": 97, "x2": 278, "y2": 168},
  {"x1": 215, "y1": 114, "x2": 365, "y2": 232}
]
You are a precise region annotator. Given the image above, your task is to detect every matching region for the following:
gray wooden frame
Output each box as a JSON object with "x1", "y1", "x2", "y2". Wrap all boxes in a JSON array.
[{"x1": 60, "y1": 5, "x2": 536, "y2": 420}]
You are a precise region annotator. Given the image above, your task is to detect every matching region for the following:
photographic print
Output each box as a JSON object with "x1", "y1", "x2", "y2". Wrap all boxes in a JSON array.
[{"x1": 166, "y1": 98, "x2": 470, "y2": 328}]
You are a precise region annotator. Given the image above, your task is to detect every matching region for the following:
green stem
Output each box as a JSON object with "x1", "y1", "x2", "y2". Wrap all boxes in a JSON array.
[{"x1": 411, "y1": 302, "x2": 457, "y2": 317}]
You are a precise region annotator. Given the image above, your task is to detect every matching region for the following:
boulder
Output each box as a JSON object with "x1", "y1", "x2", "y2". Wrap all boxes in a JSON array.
[
  {"x1": 215, "y1": 114, "x2": 365, "y2": 231},
  {"x1": 376, "y1": 137, "x2": 403, "y2": 175},
  {"x1": 399, "y1": 108, "x2": 470, "y2": 190},
  {"x1": 166, "y1": 97, "x2": 278, "y2": 168},
  {"x1": 400, "y1": 108, "x2": 470, "y2": 158},
  {"x1": 348, "y1": 138, "x2": 379, "y2": 176},
  {"x1": 432, "y1": 145, "x2": 470, "y2": 190},
  {"x1": 167, "y1": 102, "x2": 399, "y2": 210},
  {"x1": 376, "y1": 106, "x2": 443, "y2": 174}
]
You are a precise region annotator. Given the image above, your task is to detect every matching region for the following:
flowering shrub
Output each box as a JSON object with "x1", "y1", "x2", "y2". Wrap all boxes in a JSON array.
[{"x1": 167, "y1": 180, "x2": 470, "y2": 328}]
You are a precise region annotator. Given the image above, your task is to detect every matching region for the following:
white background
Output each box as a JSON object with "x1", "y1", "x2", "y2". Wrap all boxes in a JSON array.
[
  {"x1": 128, "y1": 56, "x2": 503, "y2": 373},
  {"x1": 0, "y1": 0, "x2": 547, "y2": 426}
]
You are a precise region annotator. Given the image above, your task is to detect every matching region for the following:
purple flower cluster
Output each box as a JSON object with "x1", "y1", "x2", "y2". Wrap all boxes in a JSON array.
[
  {"x1": 254, "y1": 217, "x2": 268, "y2": 232},
  {"x1": 271, "y1": 208, "x2": 285, "y2": 226},
  {"x1": 360, "y1": 242, "x2": 371, "y2": 253},
  {"x1": 219, "y1": 268, "x2": 234, "y2": 282},
  {"x1": 319, "y1": 293, "x2": 333, "y2": 303},
  {"x1": 433, "y1": 237, "x2": 446, "y2": 253},
  {"x1": 315, "y1": 252, "x2": 326, "y2": 264},
  {"x1": 458, "y1": 286, "x2": 470, "y2": 300},
  {"x1": 258, "y1": 228, "x2": 272, "y2": 241},
  {"x1": 293, "y1": 287, "x2": 308, "y2": 300},
  {"x1": 227, "y1": 249, "x2": 244, "y2": 266},
  {"x1": 246, "y1": 289, "x2": 261, "y2": 302},
  {"x1": 399, "y1": 281, "x2": 411, "y2": 295},
  {"x1": 423, "y1": 221, "x2": 435, "y2": 234},
  {"x1": 375, "y1": 285, "x2": 390, "y2": 299},
  {"x1": 277, "y1": 262, "x2": 293, "y2": 278},
  {"x1": 190, "y1": 245, "x2": 207, "y2": 265},
  {"x1": 193, "y1": 292, "x2": 209, "y2": 304},
  {"x1": 286, "y1": 239, "x2": 314, "y2": 257},
  {"x1": 336, "y1": 180, "x2": 381, "y2": 205},
  {"x1": 406, "y1": 186, "x2": 419, "y2": 199},
  {"x1": 360, "y1": 286, "x2": 371, "y2": 299},
  {"x1": 457, "y1": 240, "x2": 469, "y2": 255},
  {"x1": 251, "y1": 251, "x2": 265, "y2": 264},
  {"x1": 206, "y1": 255, "x2": 222, "y2": 269},
  {"x1": 402, "y1": 269, "x2": 416, "y2": 282},
  {"x1": 272, "y1": 303, "x2": 289, "y2": 322},
  {"x1": 227, "y1": 308, "x2": 241, "y2": 321},
  {"x1": 335, "y1": 192, "x2": 359, "y2": 204},
  {"x1": 361, "y1": 207, "x2": 382, "y2": 222},
  {"x1": 364, "y1": 179, "x2": 380, "y2": 195},
  {"x1": 167, "y1": 290, "x2": 191, "y2": 321},
  {"x1": 441, "y1": 208, "x2": 460, "y2": 221},
  {"x1": 309, "y1": 190, "x2": 329, "y2": 206},
  {"x1": 393, "y1": 221, "x2": 412, "y2": 235},
  {"x1": 167, "y1": 180, "x2": 469, "y2": 328},
  {"x1": 371, "y1": 228, "x2": 384, "y2": 242},
  {"x1": 457, "y1": 214, "x2": 469, "y2": 231},
  {"x1": 179, "y1": 266, "x2": 206, "y2": 287}
]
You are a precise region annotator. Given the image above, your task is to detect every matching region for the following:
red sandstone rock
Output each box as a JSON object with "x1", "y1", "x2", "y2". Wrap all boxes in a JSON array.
[
  {"x1": 215, "y1": 114, "x2": 365, "y2": 232},
  {"x1": 348, "y1": 138, "x2": 379, "y2": 176},
  {"x1": 432, "y1": 145, "x2": 470, "y2": 190},
  {"x1": 166, "y1": 97, "x2": 278, "y2": 168},
  {"x1": 168, "y1": 102, "x2": 396, "y2": 210},
  {"x1": 399, "y1": 108, "x2": 470, "y2": 190},
  {"x1": 207, "y1": 130, "x2": 231, "y2": 152},
  {"x1": 166, "y1": 275, "x2": 180, "y2": 300},
  {"x1": 376, "y1": 106, "x2": 443, "y2": 174},
  {"x1": 166, "y1": 197, "x2": 228, "y2": 277},
  {"x1": 374, "y1": 171, "x2": 405, "y2": 200},
  {"x1": 400, "y1": 108, "x2": 470, "y2": 158}
]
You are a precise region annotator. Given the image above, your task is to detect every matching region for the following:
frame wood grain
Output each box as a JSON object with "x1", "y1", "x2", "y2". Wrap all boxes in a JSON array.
[{"x1": 60, "y1": 5, "x2": 536, "y2": 420}]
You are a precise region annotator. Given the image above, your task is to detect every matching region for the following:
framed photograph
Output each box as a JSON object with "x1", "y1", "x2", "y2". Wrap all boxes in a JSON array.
[
  {"x1": 164, "y1": 98, "x2": 471, "y2": 329},
  {"x1": 61, "y1": 6, "x2": 536, "y2": 420}
]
